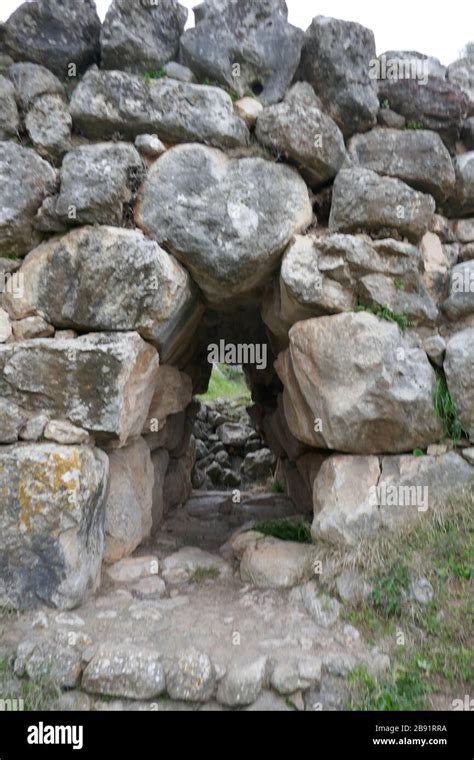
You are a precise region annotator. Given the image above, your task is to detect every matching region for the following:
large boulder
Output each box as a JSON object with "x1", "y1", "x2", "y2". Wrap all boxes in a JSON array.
[
  {"x1": 0, "y1": 443, "x2": 108, "y2": 609},
  {"x1": 255, "y1": 82, "x2": 346, "y2": 187},
  {"x1": 104, "y1": 438, "x2": 154, "y2": 564},
  {"x1": 69, "y1": 67, "x2": 249, "y2": 148},
  {"x1": 0, "y1": 75, "x2": 20, "y2": 140},
  {"x1": 7, "y1": 62, "x2": 65, "y2": 110},
  {"x1": 444, "y1": 328, "x2": 474, "y2": 440},
  {"x1": 52, "y1": 143, "x2": 142, "y2": 225},
  {"x1": 377, "y1": 52, "x2": 468, "y2": 146},
  {"x1": 311, "y1": 452, "x2": 473, "y2": 545},
  {"x1": 329, "y1": 168, "x2": 435, "y2": 243},
  {"x1": 447, "y1": 55, "x2": 474, "y2": 116},
  {"x1": 298, "y1": 16, "x2": 379, "y2": 137},
  {"x1": 180, "y1": 0, "x2": 303, "y2": 105},
  {"x1": 101, "y1": 0, "x2": 187, "y2": 74},
  {"x1": 0, "y1": 142, "x2": 57, "y2": 257},
  {"x1": 346, "y1": 128, "x2": 455, "y2": 203},
  {"x1": 2, "y1": 226, "x2": 202, "y2": 362},
  {"x1": 240, "y1": 537, "x2": 315, "y2": 588},
  {"x1": 3, "y1": 0, "x2": 101, "y2": 78},
  {"x1": 0, "y1": 332, "x2": 160, "y2": 445},
  {"x1": 136, "y1": 143, "x2": 312, "y2": 304},
  {"x1": 278, "y1": 233, "x2": 437, "y2": 326},
  {"x1": 446, "y1": 153, "x2": 474, "y2": 217},
  {"x1": 275, "y1": 312, "x2": 443, "y2": 454},
  {"x1": 25, "y1": 94, "x2": 72, "y2": 162}
]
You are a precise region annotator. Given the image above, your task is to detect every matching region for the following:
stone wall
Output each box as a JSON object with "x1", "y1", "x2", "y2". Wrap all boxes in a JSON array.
[{"x1": 0, "y1": 0, "x2": 473, "y2": 610}]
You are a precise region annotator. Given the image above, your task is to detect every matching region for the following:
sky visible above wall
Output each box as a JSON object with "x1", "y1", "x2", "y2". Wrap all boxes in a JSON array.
[{"x1": 1, "y1": 0, "x2": 473, "y2": 66}]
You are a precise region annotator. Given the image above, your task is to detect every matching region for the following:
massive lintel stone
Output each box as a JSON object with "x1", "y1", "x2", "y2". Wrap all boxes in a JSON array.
[
  {"x1": 0, "y1": 332, "x2": 160, "y2": 445},
  {"x1": 180, "y1": 0, "x2": 303, "y2": 105},
  {"x1": 255, "y1": 82, "x2": 346, "y2": 187},
  {"x1": 136, "y1": 143, "x2": 312, "y2": 304},
  {"x1": 52, "y1": 142, "x2": 143, "y2": 225},
  {"x1": 298, "y1": 16, "x2": 379, "y2": 137},
  {"x1": 101, "y1": 0, "x2": 187, "y2": 74},
  {"x1": 0, "y1": 75, "x2": 20, "y2": 140},
  {"x1": 3, "y1": 226, "x2": 202, "y2": 362},
  {"x1": 0, "y1": 142, "x2": 57, "y2": 257},
  {"x1": 329, "y1": 168, "x2": 435, "y2": 243},
  {"x1": 311, "y1": 452, "x2": 474, "y2": 545},
  {"x1": 275, "y1": 312, "x2": 443, "y2": 454},
  {"x1": 377, "y1": 51, "x2": 469, "y2": 146},
  {"x1": 3, "y1": 0, "x2": 101, "y2": 78},
  {"x1": 346, "y1": 128, "x2": 455, "y2": 203},
  {"x1": 0, "y1": 443, "x2": 108, "y2": 609},
  {"x1": 69, "y1": 67, "x2": 249, "y2": 148},
  {"x1": 279, "y1": 233, "x2": 437, "y2": 326},
  {"x1": 444, "y1": 328, "x2": 474, "y2": 441}
]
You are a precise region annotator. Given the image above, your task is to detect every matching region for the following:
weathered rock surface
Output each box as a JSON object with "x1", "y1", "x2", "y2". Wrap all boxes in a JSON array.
[
  {"x1": 0, "y1": 443, "x2": 108, "y2": 609},
  {"x1": 447, "y1": 55, "x2": 474, "y2": 116},
  {"x1": 161, "y1": 546, "x2": 231, "y2": 584},
  {"x1": 180, "y1": 0, "x2": 303, "y2": 105},
  {"x1": 0, "y1": 332, "x2": 160, "y2": 445},
  {"x1": 0, "y1": 142, "x2": 57, "y2": 257},
  {"x1": 70, "y1": 67, "x2": 249, "y2": 148},
  {"x1": 240, "y1": 537, "x2": 314, "y2": 588},
  {"x1": 377, "y1": 52, "x2": 469, "y2": 146},
  {"x1": 279, "y1": 233, "x2": 437, "y2": 326},
  {"x1": 144, "y1": 366, "x2": 193, "y2": 429},
  {"x1": 104, "y1": 438, "x2": 154, "y2": 563},
  {"x1": 216, "y1": 656, "x2": 268, "y2": 706},
  {"x1": 3, "y1": 226, "x2": 202, "y2": 361},
  {"x1": 136, "y1": 143, "x2": 312, "y2": 303},
  {"x1": 444, "y1": 328, "x2": 474, "y2": 440},
  {"x1": 0, "y1": 75, "x2": 19, "y2": 140},
  {"x1": 101, "y1": 0, "x2": 187, "y2": 74},
  {"x1": 275, "y1": 313, "x2": 443, "y2": 454},
  {"x1": 312, "y1": 452, "x2": 474, "y2": 545},
  {"x1": 166, "y1": 648, "x2": 215, "y2": 702},
  {"x1": 83, "y1": 644, "x2": 165, "y2": 699},
  {"x1": 3, "y1": 0, "x2": 101, "y2": 77},
  {"x1": 346, "y1": 128, "x2": 455, "y2": 203},
  {"x1": 52, "y1": 142, "x2": 142, "y2": 225},
  {"x1": 446, "y1": 153, "x2": 474, "y2": 217},
  {"x1": 25, "y1": 94, "x2": 72, "y2": 162},
  {"x1": 299, "y1": 16, "x2": 379, "y2": 136},
  {"x1": 255, "y1": 82, "x2": 346, "y2": 187},
  {"x1": 329, "y1": 168, "x2": 435, "y2": 243},
  {"x1": 7, "y1": 61, "x2": 65, "y2": 110}
]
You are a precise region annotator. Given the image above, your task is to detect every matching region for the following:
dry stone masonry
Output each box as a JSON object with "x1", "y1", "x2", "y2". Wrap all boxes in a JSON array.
[{"x1": 0, "y1": 0, "x2": 473, "y2": 711}]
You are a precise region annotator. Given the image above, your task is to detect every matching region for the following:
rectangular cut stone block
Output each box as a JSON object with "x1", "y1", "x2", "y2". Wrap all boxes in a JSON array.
[
  {"x1": 0, "y1": 332, "x2": 160, "y2": 445},
  {"x1": 0, "y1": 443, "x2": 109, "y2": 609}
]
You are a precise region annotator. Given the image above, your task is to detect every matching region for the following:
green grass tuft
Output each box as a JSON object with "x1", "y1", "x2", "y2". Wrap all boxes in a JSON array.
[
  {"x1": 348, "y1": 662, "x2": 429, "y2": 711},
  {"x1": 188, "y1": 566, "x2": 220, "y2": 583},
  {"x1": 356, "y1": 301, "x2": 414, "y2": 330},
  {"x1": 370, "y1": 562, "x2": 411, "y2": 618},
  {"x1": 253, "y1": 518, "x2": 312, "y2": 544},
  {"x1": 406, "y1": 120, "x2": 424, "y2": 130},
  {"x1": 433, "y1": 372, "x2": 466, "y2": 443},
  {"x1": 197, "y1": 363, "x2": 250, "y2": 402},
  {"x1": 142, "y1": 67, "x2": 167, "y2": 82}
]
